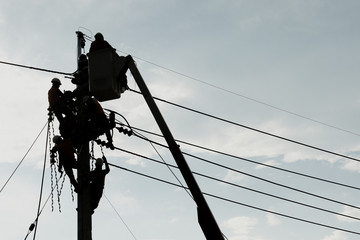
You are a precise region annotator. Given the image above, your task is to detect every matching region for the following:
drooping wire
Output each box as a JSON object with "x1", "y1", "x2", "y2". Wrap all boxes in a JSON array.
[
  {"x1": 24, "y1": 173, "x2": 66, "y2": 240},
  {"x1": 0, "y1": 121, "x2": 48, "y2": 194},
  {"x1": 131, "y1": 128, "x2": 194, "y2": 201},
  {"x1": 32, "y1": 121, "x2": 50, "y2": 240},
  {"x1": 109, "y1": 162, "x2": 360, "y2": 236},
  {"x1": 103, "y1": 193, "x2": 138, "y2": 240},
  {"x1": 110, "y1": 111, "x2": 195, "y2": 200}
]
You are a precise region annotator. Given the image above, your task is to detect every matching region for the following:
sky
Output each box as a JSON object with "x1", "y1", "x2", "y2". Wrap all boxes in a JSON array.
[{"x1": 1, "y1": 0, "x2": 360, "y2": 239}]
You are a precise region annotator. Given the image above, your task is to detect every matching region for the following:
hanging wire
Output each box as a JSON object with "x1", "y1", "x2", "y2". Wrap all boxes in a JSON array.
[
  {"x1": 0, "y1": 121, "x2": 47, "y2": 194},
  {"x1": 103, "y1": 193, "x2": 138, "y2": 240},
  {"x1": 133, "y1": 129, "x2": 194, "y2": 200},
  {"x1": 32, "y1": 121, "x2": 50, "y2": 240},
  {"x1": 24, "y1": 172, "x2": 65, "y2": 240}
]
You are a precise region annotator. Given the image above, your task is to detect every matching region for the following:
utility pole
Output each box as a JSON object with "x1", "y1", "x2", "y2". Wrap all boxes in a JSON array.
[{"x1": 76, "y1": 31, "x2": 92, "y2": 240}]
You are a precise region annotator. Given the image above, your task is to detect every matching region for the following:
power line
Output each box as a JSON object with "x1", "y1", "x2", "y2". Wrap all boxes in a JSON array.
[
  {"x1": 32, "y1": 122, "x2": 50, "y2": 240},
  {"x1": 129, "y1": 89, "x2": 360, "y2": 163},
  {"x1": 103, "y1": 194, "x2": 137, "y2": 240},
  {"x1": 131, "y1": 129, "x2": 194, "y2": 200},
  {"x1": 0, "y1": 121, "x2": 48, "y2": 194},
  {"x1": 132, "y1": 134, "x2": 360, "y2": 211},
  {"x1": 113, "y1": 146, "x2": 360, "y2": 222},
  {"x1": 131, "y1": 125, "x2": 360, "y2": 191},
  {"x1": 120, "y1": 54, "x2": 360, "y2": 138},
  {"x1": 109, "y1": 162, "x2": 360, "y2": 236},
  {"x1": 0, "y1": 60, "x2": 73, "y2": 76},
  {"x1": 24, "y1": 173, "x2": 67, "y2": 240}
]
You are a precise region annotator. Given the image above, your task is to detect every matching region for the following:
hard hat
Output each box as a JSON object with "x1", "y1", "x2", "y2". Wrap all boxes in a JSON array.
[
  {"x1": 51, "y1": 78, "x2": 61, "y2": 85},
  {"x1": 94, "y1": 32, "x2": 104, "y2": 40},
  {"x1": 95, "y1": 158, "x2": 103, "y2": 166},
  {"x1": 53, "y1": 135, "x2": 62, "y2": 144}
]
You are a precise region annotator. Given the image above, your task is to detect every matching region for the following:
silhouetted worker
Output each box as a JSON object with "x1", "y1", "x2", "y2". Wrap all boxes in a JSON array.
[
  {"x1": 85, "y1": 96, "x2": 114, "y2": 149},
  {"x1": 48, "y1": 78, "x2": 65, "y2": 122},
  {"x1": 72, "y1": 54, "x2": 90, "y2": 98},
  {"x1": 89, "y1": 32, "x2": 114, "y2": 52},
  {"x1": 88, "y1": 32, "x2": 129, "y2": 93},
  {"x1": 51, "y1": 135, "x2": 79, "y2": 192},
  {"x1": 90, "y1": 156, "x2": 110, "y2": 212}
]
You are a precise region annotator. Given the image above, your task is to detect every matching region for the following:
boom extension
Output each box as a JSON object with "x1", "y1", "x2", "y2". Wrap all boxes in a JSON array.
[{"x1": 127, "y1": 56, "x2": 224, "y2": 240}]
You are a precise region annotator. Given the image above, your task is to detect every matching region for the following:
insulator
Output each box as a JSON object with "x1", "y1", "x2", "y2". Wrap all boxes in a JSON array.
[
  {"x1": 117, "y1": 127, "x2": 124, "y2": 133},
  {"x1": 29, "y1": 223, "x2": 35, "y2": 231}
]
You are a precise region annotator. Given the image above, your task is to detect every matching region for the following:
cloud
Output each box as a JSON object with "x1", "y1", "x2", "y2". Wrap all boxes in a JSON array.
[
  {"x1": 223, "y1": 170, "x2": 245, "y2": 183},
  {"x1": 255, "y1": 160, "x2": 279, "y2": 170},
  {"x1": 125, "y1": 157, "x2": 146, "y2": 167},
  {"x1": 321, "y1": 230, "x2": 348, "y2": 240},
  {"x1": 266, "y1": 212, "x2": 282, "y2": 226},
  {"x1": 337, "y1": 205, "x2": 360, "y2": 223},
  {"x1": 222, "y1": 216, "x2": 265, "y2": 240},
  {"x1": 341, "y1": 160, "x2": 360, "y2": 173}
]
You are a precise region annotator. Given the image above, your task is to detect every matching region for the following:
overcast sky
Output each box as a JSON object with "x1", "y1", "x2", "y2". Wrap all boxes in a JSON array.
[{"x1": 1, "y1": 1, "x2": 360, "y2": 240}]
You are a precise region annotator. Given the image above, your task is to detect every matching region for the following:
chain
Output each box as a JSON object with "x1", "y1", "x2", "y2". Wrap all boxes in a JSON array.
[
  {"x1": 70, "y1": 184, "x2": 74, "y2": 202},
  {"x1": 57, "y1": 173, "x2": 66, "y2": 213},
  {"x1": 54, "y1": 169, "x2": 62, "y2": 212},
  {"x1": 48, "y1": 114, "x2": 55, "y2": 212},
  {"x1": 50, "y1": 164, "x2": 55, "y2": 212},
  {"x1": 91, "y1": 141, "x2": 95, "y2": 171}
]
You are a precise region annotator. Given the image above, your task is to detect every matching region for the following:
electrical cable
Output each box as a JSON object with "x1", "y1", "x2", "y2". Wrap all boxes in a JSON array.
[
  {"x1": 0, "y1": 60, "x2": 73, "y2": 76},
  {"x1": 109, "y1": 162, "x2": 360, "y2": 236},
  {"x1": 132, "y1": 134, "x2": 360, "y2": 211},
  {"x1": 24, "y1": 173, "x2": 66, "y2": 240},
  {"x1": 129, "y1": 89, "x2": 360, "y2": 163},
  {"x1": 32, "y1": 121, "x2": 50, "y2": 240},
  {"x1": 103, "y1": 193, "x2": 138, "y2": 240},
  {"x1": 0, "y1": 121, "x2": 48, "y2": 194},
  {"x1": 130, "y1": 125, "x2": 360, "y2": 191},
  {"x1": 131, "y1": 129, "x2": 194, "y2": 200},
  {"x1": 118, "y1": 54, "x2": 360, "y2": 138},
  {"x1": 114, "y1": 146, "x2": 360, "y2": 222}
]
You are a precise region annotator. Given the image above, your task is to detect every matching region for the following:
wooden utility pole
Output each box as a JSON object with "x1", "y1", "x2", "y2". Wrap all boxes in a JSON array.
[{"x1": 76, "y1": 31, "x2": 92, "y2": 240}]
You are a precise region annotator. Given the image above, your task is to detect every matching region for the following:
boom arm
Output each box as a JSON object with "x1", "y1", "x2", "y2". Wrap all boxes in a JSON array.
[{"x1": 127, "y1": 56, "x2": 224, "y2": 240}]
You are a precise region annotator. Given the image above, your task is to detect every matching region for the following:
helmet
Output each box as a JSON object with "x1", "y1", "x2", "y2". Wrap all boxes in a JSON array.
[
  {"x1": 95, "y1": 158, "x2": 103, "y2": 166},
  {"x1": 94, "y1": 32, "x2": 104, "y2": 40},
  {"x1": 51, "y1": 78, "x2": 61, "y2": 85},
  {"x1": 53, "y1": 135, "x2": 62, "y2": 144}
]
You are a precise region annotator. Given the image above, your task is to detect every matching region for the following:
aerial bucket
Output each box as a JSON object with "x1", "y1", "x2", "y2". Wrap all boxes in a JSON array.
[{"x1": 87, "y1": 48, "x2": 126, "y2": 102}]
